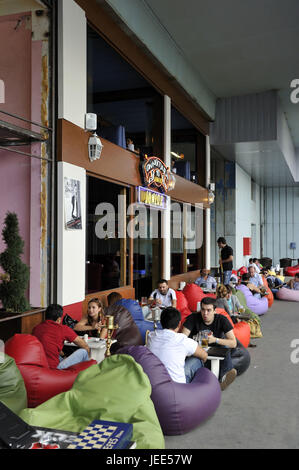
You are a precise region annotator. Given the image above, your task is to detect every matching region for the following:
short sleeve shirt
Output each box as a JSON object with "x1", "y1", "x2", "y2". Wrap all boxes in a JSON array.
[
  {"x1": 221, "y1": 245, "x2": 233, "y2": 271},
  {"x1": 150, "y1": 288, "x2": 177, "y2": 307},
  {"x1": 183, "y1": 313, "x2": 233, "y2": 341},
  {"x1": 33, "y1": 320, "x2": 77, "y2": 369},
  {"x1": 147, "y1": 329, "x2": 197, "y2": 383}
]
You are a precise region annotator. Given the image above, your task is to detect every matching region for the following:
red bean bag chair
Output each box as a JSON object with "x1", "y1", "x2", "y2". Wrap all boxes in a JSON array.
[
  {"x1": 284, "y1": 264, "x2": 299, "y2": 276},
  {"x1": 5, "y1": 334, "x2": 97, "y2": 408},
  {"x1": 262, "y1": 275, "x2": 274, "y2": 308},
  {"x1": 237, "y1": 266, "x2": 248, "y2": 277},
  {"x1": 182, "y1": 283, "x2": 205, "y2": 311},
  {"x1": 176, "y1": 291, "x2": 192, "y2": 330},
  {"x1": 216, "y1": 308, "x2": 250, "y2": 348}
]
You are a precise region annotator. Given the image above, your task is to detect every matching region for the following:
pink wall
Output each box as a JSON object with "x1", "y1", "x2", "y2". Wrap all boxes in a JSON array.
[{"x1": 0, "y1": 12, "x2": 43, "y2": 307}]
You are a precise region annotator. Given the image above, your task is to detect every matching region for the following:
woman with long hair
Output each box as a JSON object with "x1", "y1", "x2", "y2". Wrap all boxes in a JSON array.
[{"x1": 74, "y1": 298, "x2": 107, "y2": 338}]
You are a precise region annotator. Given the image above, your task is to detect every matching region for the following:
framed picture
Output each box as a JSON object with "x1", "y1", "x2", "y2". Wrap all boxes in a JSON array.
[{"x1": 64, "y1": 177, "x2": 82, "y2": 230}]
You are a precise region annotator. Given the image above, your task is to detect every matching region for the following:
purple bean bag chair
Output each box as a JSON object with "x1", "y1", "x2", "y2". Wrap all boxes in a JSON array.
[
  {"x1": 118, "y1": 345, "x2": 221, "y2": 436},
  {"x1": 276, "y1": 287, "x2": 299, "y2": 302},
  {"x1": 236, "y1": 284, "x2": 268, "y2": 315}
]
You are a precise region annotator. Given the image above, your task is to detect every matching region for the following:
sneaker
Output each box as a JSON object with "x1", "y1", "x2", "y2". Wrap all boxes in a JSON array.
[{"x1": 220, "y1": 368, "x2": 237, "y2": 391}]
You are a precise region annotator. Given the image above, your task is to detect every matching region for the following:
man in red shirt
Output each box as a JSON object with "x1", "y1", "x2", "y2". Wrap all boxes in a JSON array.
[{"x1": 33, "y1": 304, "x2": 90, "y2": 369}]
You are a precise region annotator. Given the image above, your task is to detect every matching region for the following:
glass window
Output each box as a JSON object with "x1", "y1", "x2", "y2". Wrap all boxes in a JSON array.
[
  {"x1": 86, "y1": 176, "x2": 129, "y2": 293},
  {"x1": 132, "y1": 206, "x2": 162, "y2": 300},
  {"x1": 171, "y1": 202, "x2": 203, "y2": 275}
]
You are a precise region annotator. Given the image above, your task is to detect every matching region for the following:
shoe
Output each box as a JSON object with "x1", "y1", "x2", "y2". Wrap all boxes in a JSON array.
[{"x1": 220, "y1": 368, "x2": 237, "y2": 391}]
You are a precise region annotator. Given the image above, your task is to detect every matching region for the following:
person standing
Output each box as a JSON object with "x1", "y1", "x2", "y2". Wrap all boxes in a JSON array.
[{"x1": 217, "y1": 237, "x2": 234, "y2": 285}]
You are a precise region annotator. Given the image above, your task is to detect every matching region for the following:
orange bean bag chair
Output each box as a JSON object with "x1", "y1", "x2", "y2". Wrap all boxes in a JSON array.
[
  {"x1": 182, "y1": 283, "x2": 205, "y2": 311},
  {"x1": 262, "y1": 275, "x2": 274, "y2": 308},
  {"x1": 216, "y1": 308, "x2": 250, "y2": 348},
  {"x1": 176, "y1": 290, "x2": 192, "y2": 330}
]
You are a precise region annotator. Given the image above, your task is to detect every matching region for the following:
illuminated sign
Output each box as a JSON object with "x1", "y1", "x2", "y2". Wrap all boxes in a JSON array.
[
  {"x1": 140, "y1": 155, "x2": 170, "y2": 193},
  {"x1": 137, "y1": 186, "x2": 168, "y2": 210}
]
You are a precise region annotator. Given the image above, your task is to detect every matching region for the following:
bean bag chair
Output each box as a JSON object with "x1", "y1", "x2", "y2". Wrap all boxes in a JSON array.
[
  {"x1": 262, "y1": 275, "x2": 274, "y2": 307},
  {"x1": 237, "y1": 266, "x2": 247, "y2": 277},
  {"x1": 5, "y1": 334, "x2": 97, "y2": 408},
  {"x1": 118, "y1": 345, "x2": 221, "y2": 436},
  {"x1": 183, "y1": 283, "x2": 205, "y2": 311},
  {"x1": 276, "y1": 287, "x2": 299, "y2": 302},
  {"x1": 284, "y1": 264, "x2": 299, "y2": 276},
  {"x1": 115, "y1": 298, "x2": 162, "y2": 343},
  {"x1": 216, "y1": 308, "x2": 250, "y2": 348},
  {"x1": 236, "y1": 284, "x2": 268, "y2": 315},
  {"x1": 103, "y1": 304, "x2": 143, "y2": 354},
  {"x1": 231, "y1": 339, "x2": 251, "y2": 376},
  {"x1": 19, "y1": 354, "x2": 165, "y2": 449},
  {"x1": 0, "y1": 354, "x2": 27, "y2": 414},
  {"x1": 176, "y1": 290, "x2": 192, "y2": 329}
]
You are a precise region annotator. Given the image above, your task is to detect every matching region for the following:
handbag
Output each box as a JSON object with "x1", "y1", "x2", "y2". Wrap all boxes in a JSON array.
[
  {"x1": 247, "y1": 318, "x2": 263, "y2": 338},
  {"x1": 62, "y1": 314, "x2": 78, "y2": 330}
]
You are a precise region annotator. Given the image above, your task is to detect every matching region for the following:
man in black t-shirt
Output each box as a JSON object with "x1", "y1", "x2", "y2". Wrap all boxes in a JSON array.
[
  {"x1": 217, "y1": 237, "x2": 234, "y2": 285},
  {"x1": 182, "y1": 297, "x2": 237, "y2": 390}
]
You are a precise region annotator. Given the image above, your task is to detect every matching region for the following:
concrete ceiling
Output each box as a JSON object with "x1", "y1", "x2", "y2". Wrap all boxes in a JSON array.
[{"x1": 145, "y1": 0, "x2": 299, "y2": 153}]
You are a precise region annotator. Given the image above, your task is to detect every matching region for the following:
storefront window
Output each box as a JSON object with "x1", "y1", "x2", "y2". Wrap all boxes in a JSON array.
[
  {"x1": 0, "y1": 2, "x2": 53, "y2": 315},
  {"x1": 133, "y1": 206, "x2": 162, "y2": 300},
  {"x1": 86, "y1": 176, "x2": 129, "y2": 293},
  {"x1": 171, "y1": 202, "x2": 203, "y2": 275}
]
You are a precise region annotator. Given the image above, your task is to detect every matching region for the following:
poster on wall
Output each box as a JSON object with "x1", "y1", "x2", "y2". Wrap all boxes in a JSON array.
[{"x1": 64, "y1": 177, "x2": 82, "y2": 230}]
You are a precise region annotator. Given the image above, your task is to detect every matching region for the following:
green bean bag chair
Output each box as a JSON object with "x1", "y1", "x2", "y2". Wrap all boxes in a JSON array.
[
  {"x1": 0, "y1": 354, "x2": 27, "y2": 414},
  {"x1": 234, "y1": 289, "x2": 261, "y2": 322},
  {"x1": 19, "y1": 354, "x2": 164, "y2": 449}
]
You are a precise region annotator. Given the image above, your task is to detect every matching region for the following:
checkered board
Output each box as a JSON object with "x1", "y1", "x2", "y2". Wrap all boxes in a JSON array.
[{"x1": 67, "y1": 420, "x2": 132, "y2": 449}]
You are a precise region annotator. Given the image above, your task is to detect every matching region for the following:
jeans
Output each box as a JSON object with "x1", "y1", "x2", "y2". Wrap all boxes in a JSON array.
[
  {"x1": 218, "y1": 349, "x2": 233, "y2": 381},
  {"x1": 222, "y1": 270, "x2": 232, "y2": 285},
  {"x1": 184, "y1": 356, "x2": 204, "y2": 383},
  {"x1": 57, "y1": 348, "x2": 89, "y2": 370}
]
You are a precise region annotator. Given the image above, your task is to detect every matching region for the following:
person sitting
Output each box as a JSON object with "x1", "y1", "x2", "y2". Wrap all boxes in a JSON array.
[
  {"x1": 74, "y1": 298, "x2": 107, "y2": 338},
  {"x1": 147, "y1": 307, "x2": 208, "y2": 383},
  {"x1": 195, "y1": 268, "x2": 217, "y2": 290},
  {"x1": 149, "y1": 279, "x2": 177, "y2": 309},
  {"x1": 181, "y1": 297, "x2": 237, "y2": 390},
  {"x1": 104, "y1": 292, "x2": 143, "y2": 353},
  {"x1": 32, "y1": 304, "x2": 90, "y2": 370},
  {"x1": 247, "y1": 266, "x2": 266, "y2": 298},
  {"x1": 286, "y1": 273, "x2": 299, "y2": 290},
  {"x1": 225, "y1": 284, "x2": 243, "y2": 316},
  {"x1": 252, "y1": 258, "x2": 262, "y2": 273},
  {"x1": 248, "y1": 258, "x2": 262, "y2": 273},
  {"x1": 215, "y1": 284, "x2": 232, "y2": 317}
]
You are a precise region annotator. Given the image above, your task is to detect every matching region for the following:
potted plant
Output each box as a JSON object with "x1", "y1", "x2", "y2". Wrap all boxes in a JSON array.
[{"x1": 0, "y1": 212, "x2": 30, "y2": 313}]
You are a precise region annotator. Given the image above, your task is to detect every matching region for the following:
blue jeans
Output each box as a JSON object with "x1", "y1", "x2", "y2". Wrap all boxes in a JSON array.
[
  {"x1": 57, "y1": 348, "x2": 89, "y2": 370},
  {"x1": 184, "y1": 356, "x2": 204, "y2": 383},
  {"x1": 222, "y1": 270, "x2": 232, "y2": 285},
  {"x1": 218, "y1": 349, "x2": 233, "y2": 381}
]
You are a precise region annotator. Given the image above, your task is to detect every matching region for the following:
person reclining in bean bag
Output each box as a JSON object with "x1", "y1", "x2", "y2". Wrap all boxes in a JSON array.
[
  {"x1": 286, "y1": 273, "x2": 299, "y2": 290},
  {"x1": 195, "y1": 268, "x2": 217, "y2": 290},
  {"x1": 242, "y1": 271, "x2": 267, "y2": 299},
  {"x1": 147, "y1": 307, "x2": 208, "y2": 383},
  {"x1": 105, "y1": 292, "x2": 143, "y2": 353},
  {"x1": 181, "y1": 297, "x2": 238, "y2": 391},
  {"x1": 33, "y1": 304, "x2": 91, "y2": 370}
]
